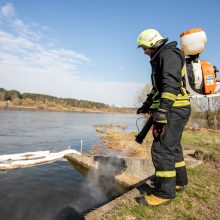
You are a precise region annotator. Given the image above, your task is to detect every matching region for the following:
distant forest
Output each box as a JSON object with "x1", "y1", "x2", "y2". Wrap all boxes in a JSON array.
[{"x1": 0, "y1": 88, "x2": 134, "y2": 113}]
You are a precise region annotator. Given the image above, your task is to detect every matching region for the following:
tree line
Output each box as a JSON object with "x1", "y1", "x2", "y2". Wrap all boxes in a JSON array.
[{"x1": 0, "y1": 87, "x2": 109, "y2": 109}]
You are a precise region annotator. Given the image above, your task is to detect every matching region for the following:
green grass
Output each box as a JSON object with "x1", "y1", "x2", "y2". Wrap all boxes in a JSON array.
[
  {"x1": 108, "y1": 164, "x2": 220, "y2": 220},
  {"x1": 182, "y1": 130, "x2": 220, "y2": 163},
  {"x1": 182, "y1": 130, "x2": 220, "y2": 150},
  {"x1": 102, "y1": 128, "x2": 220, "y2": 220}
]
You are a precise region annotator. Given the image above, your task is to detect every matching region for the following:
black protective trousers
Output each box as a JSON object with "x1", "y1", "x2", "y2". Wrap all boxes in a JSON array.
[{"x1": 151, "y1": 106, "x2": 191, "y2": 199}]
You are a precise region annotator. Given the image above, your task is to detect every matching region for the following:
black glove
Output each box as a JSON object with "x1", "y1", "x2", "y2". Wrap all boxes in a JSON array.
[
  {"x1": 137, "y1": 99, "x2": 152, "y2": 114},
  {"x1": 153, "y1": 108, "x2": 168, "y2": 124},
  {"x1": 137, "y1": 93, "x2": 154, "y2": 114}
]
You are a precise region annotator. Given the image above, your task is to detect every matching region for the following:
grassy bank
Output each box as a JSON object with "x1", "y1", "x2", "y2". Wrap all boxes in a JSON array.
[
  {"x1": 108, "y1": 164, "x2": 220, "y2": 220},
  {"x1": 0, "y1": 101, "x2": 104, "y2": 113},
  {"x1": 0, "y1": 101, "x2": 134, "y2": 114},
  {"x1": 95, "y1": 125, "x2": 220, "y2": 162},
  {"x1": 94, "y1": 125, "x2": 220, "y2": 219},
  {"x1": 182, "y1": 129, "x2": 220, "y2": 163}
]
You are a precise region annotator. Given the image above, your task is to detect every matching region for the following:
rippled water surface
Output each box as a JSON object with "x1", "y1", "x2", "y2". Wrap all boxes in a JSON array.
[{"x1": 0, "y1": 110, "x2": 137, "y2": 220}]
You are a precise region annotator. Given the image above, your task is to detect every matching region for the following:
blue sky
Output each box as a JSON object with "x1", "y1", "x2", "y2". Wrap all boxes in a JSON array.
[{"x1": 0, "y1": 0, "x2": 220, "y2": 107}]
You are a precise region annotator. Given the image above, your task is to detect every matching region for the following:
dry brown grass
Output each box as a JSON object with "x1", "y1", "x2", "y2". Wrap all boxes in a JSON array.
[
  {"x1": 0, "y1": 100, "x2": 107, "y2": 113},
  {"x1": 94, "y1": 125, "x2": 152, "y2": 158}
]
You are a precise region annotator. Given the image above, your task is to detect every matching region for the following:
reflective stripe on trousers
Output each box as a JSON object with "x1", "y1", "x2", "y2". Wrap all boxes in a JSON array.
[
  {"x1": 156, "y1": 170, "x2": 176, "y2": 178},
  {"x1": 151, "y1": 107, "x2": 191, "y2": 199},
  {"x1": 175, "y1": 160, "x2": 185, "y2": 168}
]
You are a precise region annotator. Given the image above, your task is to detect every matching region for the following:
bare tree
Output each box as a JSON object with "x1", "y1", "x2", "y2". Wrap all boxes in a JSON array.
[
  {"x1": 192, "y1": 96, "x2": 220, "y2": 129},
  {"x1": 134, "y1": 83, "x2": 152, "y2": 106}
]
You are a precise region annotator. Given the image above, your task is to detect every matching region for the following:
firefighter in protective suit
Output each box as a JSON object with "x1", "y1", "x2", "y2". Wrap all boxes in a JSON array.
[{"x1": 136, "y1": 29, "x2": 191, "y2": 206}]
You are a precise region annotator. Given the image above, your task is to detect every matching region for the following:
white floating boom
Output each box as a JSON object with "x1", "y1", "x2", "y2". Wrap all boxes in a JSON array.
[{"x1": 0, "y1": 149, "x2": 81, "y2": 171}]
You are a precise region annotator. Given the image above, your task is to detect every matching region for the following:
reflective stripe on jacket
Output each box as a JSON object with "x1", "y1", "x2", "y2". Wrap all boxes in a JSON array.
[{"x1": 148, "y1": 41, "x2": 190, "y2": 110}]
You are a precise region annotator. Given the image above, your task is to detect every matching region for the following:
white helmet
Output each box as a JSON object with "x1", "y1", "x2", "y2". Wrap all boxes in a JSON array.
[{"x1": 137, "y1": 29, "x2": 167, "y2": 48}]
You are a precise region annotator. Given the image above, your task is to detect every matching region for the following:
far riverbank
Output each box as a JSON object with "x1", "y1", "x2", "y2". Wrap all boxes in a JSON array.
[{"x1": 0, "y1": 101, "x2": 135, "y2": 114}]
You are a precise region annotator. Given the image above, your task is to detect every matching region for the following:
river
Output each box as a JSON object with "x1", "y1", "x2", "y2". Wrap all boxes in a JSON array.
[{"x1": 0, "y1": 110, "x2": 138, "y2": 220}]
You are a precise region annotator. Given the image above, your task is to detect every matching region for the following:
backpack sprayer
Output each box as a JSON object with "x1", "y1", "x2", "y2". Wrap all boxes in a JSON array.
[
  {"x1": 180, "y1": 28, "x2": 220, "y2": 99},
  {"x1": 135, "y1": 28, "x2": 220, "y2": 144}
]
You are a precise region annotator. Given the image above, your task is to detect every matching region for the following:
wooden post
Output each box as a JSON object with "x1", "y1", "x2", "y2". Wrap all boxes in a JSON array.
[
  {"x1": 214, "y1": 114, "x2": 217, "y2": 130},
  {"x1": 80, "y1": 139, "x2": 83, "y2": 153},
  {"x1": 207, "y1": 97, "x2": 211, "y2": 128}
]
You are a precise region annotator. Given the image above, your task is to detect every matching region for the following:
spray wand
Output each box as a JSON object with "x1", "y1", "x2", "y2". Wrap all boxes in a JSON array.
[{"x1": 135, "y1": 115, "x2": 153, "y2": 144}]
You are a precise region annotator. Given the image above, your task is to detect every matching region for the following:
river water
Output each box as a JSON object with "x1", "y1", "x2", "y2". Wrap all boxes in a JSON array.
[{"x1": 0, "y1": 110, "x2": 138, "y2": 220}]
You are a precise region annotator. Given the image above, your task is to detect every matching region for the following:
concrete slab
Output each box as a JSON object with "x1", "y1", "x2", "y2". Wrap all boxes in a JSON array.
[
  {"x1": 65, "y1": 154, "x2": 155, "y2": 188},
  {"x1": 65, "y1": 152, "x2": 202, "y2": 220}
]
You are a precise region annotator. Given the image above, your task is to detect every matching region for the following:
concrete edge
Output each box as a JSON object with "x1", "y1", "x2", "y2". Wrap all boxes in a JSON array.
[{"x1": 84, "y1": 156, "x2": 203, "y2": 220}]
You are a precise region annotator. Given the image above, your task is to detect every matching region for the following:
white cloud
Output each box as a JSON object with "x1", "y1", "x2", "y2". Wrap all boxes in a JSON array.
[
  {"x1": 0, "y1": 3, "x2": 143, "y2": 107},
  {"x1": 0, "y1": 27, "x2": 90, "y2": 72},
  {"x1": 0, "y1": 30, "x2": 34, "y2": 50},
  {"x1": 0, "y1": 3, "x2": 15, "y2": 18}
]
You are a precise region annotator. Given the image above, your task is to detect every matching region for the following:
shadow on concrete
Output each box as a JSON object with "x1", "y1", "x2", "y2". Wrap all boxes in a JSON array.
[
  {"x1": 134, "y1": 175, "x2": 155, "y2": 204},
  {"x1": 93, "y1": 156, "x2": 127, "y2": 174}
]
